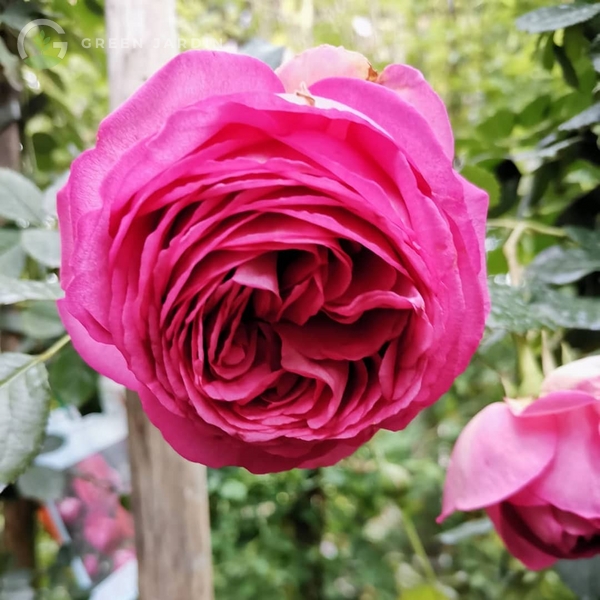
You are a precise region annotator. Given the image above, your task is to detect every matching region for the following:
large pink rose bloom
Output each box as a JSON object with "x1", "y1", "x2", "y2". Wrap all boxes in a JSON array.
[
  {"x1": 58, "y1": 46, "x2": 488, "y2": 473},
  {"x1": 439, "y1": 357, "x2": 600, "y2": 569}
]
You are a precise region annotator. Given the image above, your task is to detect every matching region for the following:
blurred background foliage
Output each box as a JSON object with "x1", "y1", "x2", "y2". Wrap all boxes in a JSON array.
[{"x1": 1, "y1": 0, "x2": 600, "y2": 598}]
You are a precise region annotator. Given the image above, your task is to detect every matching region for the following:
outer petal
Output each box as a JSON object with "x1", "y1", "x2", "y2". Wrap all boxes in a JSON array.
[
  {"x1": 377, "y1": 64, "x2": 454, "y2": 159},
  {"x1": 57, "y1": 300, "x2": 139, "y2": 390},
  {"x1": 439, "y1": 402, "x2": 557, "y2": 520},
  {"x1": 486, "y1": 504, "x2": 558, "y2": 570},
  {"x1": 137, "y1": 387, "x2": 368, "y2": 473},
  {"x1": 519, "y1": 390, "x2": 598, "y2": 417},
  {"x1": 309, "y1": 77, "x2": 461, "y2": 202},
  {"x1": 458, "y1": 174, "x2": 490, "y2": 314},
  {"x1": 540, "y1": 356, "x2": 600, "y2": 399},
  {"x1": 276, "y1": 45, "x2": 374, "y2": 93},
  {"x1": 59, "y1": 50, "x2": 284, "y2": 287},
  {"x1": 529, "y1": 398, "x2": 600, "y2": 518}
]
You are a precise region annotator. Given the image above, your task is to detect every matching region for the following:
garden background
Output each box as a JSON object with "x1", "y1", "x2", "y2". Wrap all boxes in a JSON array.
[{"x1": 1, "y1": 0, "x2": 600, "y2": 598}]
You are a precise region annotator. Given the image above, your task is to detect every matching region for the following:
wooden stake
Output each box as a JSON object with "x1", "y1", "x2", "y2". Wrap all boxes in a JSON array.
[{"x1": 104, "y1": 2, "x2": 213, "y2": 598}]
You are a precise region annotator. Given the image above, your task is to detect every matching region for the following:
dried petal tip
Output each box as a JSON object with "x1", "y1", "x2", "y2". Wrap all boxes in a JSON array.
[
  {"x1": 367, "y1": 65, "x2": 379, "y2": 82},
  {"x1": 295, "y1": 81, "x2": 316, "y2": 106}
]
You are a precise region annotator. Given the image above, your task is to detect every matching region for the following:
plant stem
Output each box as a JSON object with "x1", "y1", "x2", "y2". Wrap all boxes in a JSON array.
[
  {"x1": 488, "y1": 218, "x2": 567, "y2": 238},
  {"x1": 503, "y1": 222, "x2": 527, "y2": 286},
  {"x1": 399, "y1": 506, "x2": 438, "y2": 587},
  {"x1": 0, "y1": 334, "x2": 70, "y2": 388}
]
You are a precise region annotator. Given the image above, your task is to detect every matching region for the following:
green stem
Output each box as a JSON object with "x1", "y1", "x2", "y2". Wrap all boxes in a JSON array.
[
  {"x1": 513, "y1": 334, "x2": 544, "y2": 397},
  {"x1": 0, "y1": 334, "x2": 71, "y2": 388},
  {"x1": 503, "y1": 222, "x2": 527, "y2": 286},
  {"x1": 399, "y1": 506, "x2": 438, "y2": 586},
  {"x1": 488, "y1": 218, "x2": 567, "y2": 238}
]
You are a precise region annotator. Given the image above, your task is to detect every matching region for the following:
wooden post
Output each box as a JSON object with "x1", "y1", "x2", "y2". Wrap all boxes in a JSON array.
[{"x1": 104, "y1": 2, "x2": 214, "y2": 599}]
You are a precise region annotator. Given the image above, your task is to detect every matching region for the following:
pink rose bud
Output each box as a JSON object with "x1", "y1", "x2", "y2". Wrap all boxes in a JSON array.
[
  {"x1": 57, "y1": 45, "x2": 488, "y2": 473},
  {"x1": 113, "y1": 547, "x2": 136, "y2": 570},
  {"x1": 439, "y1": 390, "x2": 600, "y2": 569},
  {"x1": 57, "y1": 497, "x2": 83, "y2": 525},
  {"x1": 83, "y1": 554, "x2": 100, "y2": 578},
  {"x1": 541, "y1": 355, "x2": 600, "y2": 398}
]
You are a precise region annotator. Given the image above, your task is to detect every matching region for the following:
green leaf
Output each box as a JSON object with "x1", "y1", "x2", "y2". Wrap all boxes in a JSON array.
[
  {"x1": 20, "y1": 301, "x2": 65, "y2": 339},
  {"x1": 476, "y1": 109, "x2": 515, "y2": 140},
  {"x1": 48, "y1": 344, "x2": 97, "y2": 408},
  {"x1": 438, "y1": 518, "x2": 493, "y2": 545},
  {"x1": 590, "y1": 34, "x2": 600, "y2": 73},
  {"x1": 516, "y1": 3, "x2": 600, "y2": 34},
  {"x1": 21, "y1": 229, "x2": 61, "y2": 269},
  {"x1": 0, "y1": 353, "x2": 51, "y2": 486},
  {"x1": 42, "y1": 171, "x2": 69, "y2": 218},
  {"x1": 0, "y1": 169, "x2": 46, "y2": 225},
  {"x1": 553, "y1": 43, "x2": 579, "y2": 88},
  {"x1": 0, "y1": 1, "x2": 39, "y2": 31},
  {"x1": 0, "y1": 230, "x2": 25, "y2": 278},
  {"x1": 527, "y1": 245, "x2": 600, "y2": 285},
  {"x1": 487, "y1": 280, "x2": 554, "y2": 333},
  {"x1": 533, "y1": 288, "x2": 600, "y2": 330},
  {"x1": 542, "y1": 34, "x2": 556, "y2": 70},
  {"x1": 564, "y1": 226, "x2": 600, "y2": 249},
  {"x1": 17, "y1": 465, "x2": 66, "y2": 502},
  {"x1": 559, "y1": 102, "x2": 600, "y2": 131},
  {"x1": 519, "y1": 95, "x2": 551, "y2": 127},
  {"x1": 39, "y1": 434, "x2": 63, "y2": 454},
  {"x1": 460, "y1": 165, "x2": 500, "y2": 208},
  {"x1": 556, "y1": 556, "x2": 600, "y2": 600},
  {"x1": 0, "y1": 274, "x2": 63, "y2": 304}
]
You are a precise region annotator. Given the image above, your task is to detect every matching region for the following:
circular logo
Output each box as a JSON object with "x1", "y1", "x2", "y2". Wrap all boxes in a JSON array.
[{"x1": 18, "y1": 19, "x2": 68, "y2": 69}]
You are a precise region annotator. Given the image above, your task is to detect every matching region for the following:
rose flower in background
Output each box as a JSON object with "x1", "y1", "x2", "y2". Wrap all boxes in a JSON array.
[
  {"x1": 57, "y1": 45, "x2": 488, "y2": 473},
  {"x1": 439, "y1": 356, "x2": 600, "y2": 569}
]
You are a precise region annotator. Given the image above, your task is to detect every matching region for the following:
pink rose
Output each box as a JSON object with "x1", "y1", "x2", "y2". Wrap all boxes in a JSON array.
[
  {"x1": 84, "y1": 512, "x2": 124, "y2": 554},
  {"x1": 58, "y1": 46, "x2": 488, "y2": 473},
  {"x1": 439, "y1": 384, "x2": 600, "y2": 569}
]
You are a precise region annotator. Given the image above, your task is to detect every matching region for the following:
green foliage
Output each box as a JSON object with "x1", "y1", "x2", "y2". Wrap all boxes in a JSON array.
[
  {"x1": 0, "y1": 169, "x2": 46, "y2": 225},
  {"x1": 0, "y1": 353, "x2": 51, "y2": 488},
  {"x1": 516, "y1": 4, "x2": 600, "y2": 34},
  {"x1": 555, "y1": 557, "x2": 600, "y2": 600}
]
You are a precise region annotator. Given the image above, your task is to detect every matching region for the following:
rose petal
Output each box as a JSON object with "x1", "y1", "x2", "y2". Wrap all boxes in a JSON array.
[
  {"x1": 377, "y1": 64, "x2": 454, "y2": 159},
  {"x1": 276, "y1": 45, "x2": 375, "y2": 93},
  {"x1": 439, "y1": 402, "x2": 557, "y2": 520},
  {"x1": 486, "y1": 504, "x2": 558, "y2": 570},
  {"x1": 541, "y1": 356, "x2": 600, "y2": 399},
  {"x1": 530, "y1": 401, "x2": 600, "y2": 518}
]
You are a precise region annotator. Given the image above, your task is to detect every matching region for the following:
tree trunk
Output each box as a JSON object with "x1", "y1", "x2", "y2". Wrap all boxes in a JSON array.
[{"x1": 104, "y1": 2, "x2": 214, "y2": 598}]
